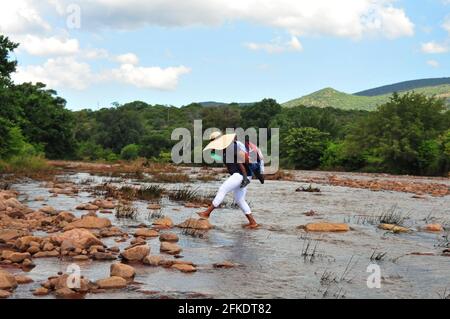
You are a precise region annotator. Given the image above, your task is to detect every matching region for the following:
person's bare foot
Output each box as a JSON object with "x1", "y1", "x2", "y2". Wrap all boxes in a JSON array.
[
  {"x1": 243, "y1": 223, "x2": 260, "y2": 229},
  {"x1": 197, "y1": 211, "x2": 211, "y2": 219}
]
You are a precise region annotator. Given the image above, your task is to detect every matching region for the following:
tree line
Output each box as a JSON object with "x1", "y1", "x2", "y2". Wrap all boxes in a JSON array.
[{"x1": 1, "y1": 35, "x2": 449, "y2": 176}]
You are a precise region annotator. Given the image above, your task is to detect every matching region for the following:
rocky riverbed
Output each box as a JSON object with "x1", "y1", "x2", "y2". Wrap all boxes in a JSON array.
[{"x1": 1, "y1": 166, "x2": 449, "y2": 299}]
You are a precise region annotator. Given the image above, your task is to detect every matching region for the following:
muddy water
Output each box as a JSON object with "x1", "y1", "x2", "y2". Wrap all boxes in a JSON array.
[{"x1": 8, "y1": 171, "x2": 450, "y2": 299}]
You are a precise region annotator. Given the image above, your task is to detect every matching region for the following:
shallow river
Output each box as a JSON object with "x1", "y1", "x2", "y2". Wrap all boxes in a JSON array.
[{"x1": 8, "y1": 170, "x2": 450, "y2": 299}]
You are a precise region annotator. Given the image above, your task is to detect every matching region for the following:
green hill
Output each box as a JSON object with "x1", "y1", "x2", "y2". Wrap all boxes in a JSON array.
[
  {"x1": 283, "y1": 84, "x2": 450, "y2": 111},
  {"x1": 355, "y1": 77, "x2": 450, "y2": 96}
]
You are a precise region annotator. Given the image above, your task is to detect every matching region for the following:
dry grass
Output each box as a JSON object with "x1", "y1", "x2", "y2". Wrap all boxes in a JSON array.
[
  {"x1": 151, "y1": 172, "x2": 190, "y2": 183},
  {"x1": 265, "y1": 170, "x2": 294, "y2": 181}
]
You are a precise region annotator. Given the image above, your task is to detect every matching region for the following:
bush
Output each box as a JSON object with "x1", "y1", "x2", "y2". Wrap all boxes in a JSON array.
[
  {"x1": 120, "y1": 144, "x2": 140, "y2": 161},
  {"x1": 283, "y1": 127, "x2": 329, "y2": 169}
]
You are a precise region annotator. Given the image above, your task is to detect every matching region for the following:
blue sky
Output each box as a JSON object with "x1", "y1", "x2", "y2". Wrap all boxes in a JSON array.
[{"x1": 2, "y1": 0, "x2": 449, "y2": 110}]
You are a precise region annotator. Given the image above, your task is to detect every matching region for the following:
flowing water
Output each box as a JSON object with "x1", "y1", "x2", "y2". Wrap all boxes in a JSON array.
[{"x1": 6, "y1": 170, "x2": 450, "y2": 299}]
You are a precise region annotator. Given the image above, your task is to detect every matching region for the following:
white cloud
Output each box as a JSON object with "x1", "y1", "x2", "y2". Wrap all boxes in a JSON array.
[
  {"x1": 46, "y1": 0, "x2": 414, "y2": 39},
  {"x1": 0, "y1": 0, "x2": 51, "y2": 36},
  {"x1": 245, "y1": 36, "x2": 303, "y2": 54},
  {"x1": 443, "y1": 16, "x2": 450, "y2": 35},
  {"x1": 13, "y1": 57, "x2": 95, "y2": 90},
  {"x1": 426, "y1": 60, "x2": 440, "y2": 68},
  {"x1": 13, "y1": 56, "x2": 191, "y2": 91},
  {"x1": 108, "y1": 64, "x2": 191, "y2": 90},
  {"x1": 19, "y1": 35, "x2": 79, "y2": 56},
  {"x1": 421, "y1": 41, "x2": 449, "y2": 54},
  {"x1": 113, "y1": 53, "x2": 139, "y2": 65}
]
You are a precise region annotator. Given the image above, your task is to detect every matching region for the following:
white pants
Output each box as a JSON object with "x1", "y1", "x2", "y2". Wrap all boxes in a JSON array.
[{"x1": 212, "y1": 173, "x2": 252, "y2": 215}]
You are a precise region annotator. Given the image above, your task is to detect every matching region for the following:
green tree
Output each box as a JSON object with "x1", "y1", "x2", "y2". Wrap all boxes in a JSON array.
[
  {"x1": 120, "y1": 144, "x2": 141, "y2": 160},
  {"x1": 241, "y1": 99, "x2": 281, "y2": 129},
  {"x1": 12, "y1": 83, "x2": 76, "y2": 159},
  {"x1": 345, "y1": 92, "x2": 449, "y2": 175},
  {"x1": 283, "y1": 127, "x2": 330, "y2": 169}
]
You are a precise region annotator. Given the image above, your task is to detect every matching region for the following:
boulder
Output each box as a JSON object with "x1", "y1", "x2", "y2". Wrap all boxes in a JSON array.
[
  {"x1": 15, "y1": 236, "x2": 42, "y2": 251},
  {"x1": 134, "y1": 228, "x2": 159, "y2": 238},
  {"x1": 0, "y1": 229, "x2": 28, "y2": 243},
  {"x1": 56, "y1": 212, "x2": 76, "y2": 223},
  {"x1": 52, "y1": 228, "x2": 104, "y2": 250},
  {"x1": 65, "y1": 216, "x2": 111, "y2": 230},
  {"x1": 423, "y1": 224, "x2": 443, "y2": 232},
  {"x1": 4, "y1": 198, "x2": 24, "y2": 210},
  {"x1": 39, "y1": 206, "x2": 57, "y2": 215},
  {"x1": 92, "y1": 252, "x2": 116, "y2": 261},
  {"x1": 76, "y1": 203, "x2": 99, "y2": 211},
  {"x1": 378, "y1": 224, "x2": 409, "y2": 233},
  {"x1": 33, "y1": 287, "x2": 49, "y2": 296},
  {"x1": 147, "y1": 204, "x2": 162, "y2": 210},
  {"x1": 153, "y1": 217, "x2": 174, "y2": 229},
  {"x1": 8, "y1": 252, "x2": 31, "y2": 263},
  {"x1": 159, "y1": 233, "x2": 179, "y2": 243},
  {"x1": 110, "y1": 263, "x2": 135, "y2": 279},
  {"x1": 120, "y1": 245, "x2": 150, "y2": 262},
  {"x1": 33, "y1": 250, "x2": 59, "y2": 258},
  {"x1": 0, "y1": 269, "x2": 18, "y2": 290},
  {"x1": 92, "y1": 199, "x2": 116, "y2": 210},
  {"x1": 0, "y1": 290, "x2": 11, "y2": 299},
  {"x1": 15, "y1": 275, "x2": 33, "y2": 284},
  {"x1": 96, "y1": 276, "x2": 127, "y2": 289},
  {"x1": 304, "y1": 223, "x2": 350, "y2": 232},
  {"x1": 177, "y1": 218, "x2": 213, "y2": 230},
  {"x1": 55, "y1": 287, "x2": 82, "y2": 299},
  {"x1": 160, "y1": 242, "x2": 182, "y2": 255},
  {"x1": 172, "y1": 263, "x2": 197, "y2": 273},
  {"x1": 143, "y1": 255, "x2": 163, "y2": 267}
]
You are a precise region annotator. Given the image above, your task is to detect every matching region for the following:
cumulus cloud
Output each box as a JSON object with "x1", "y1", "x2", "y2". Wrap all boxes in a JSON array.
[
  {"x1": 45, "y1": 0, "x2": 414, "y2": 39},
  {"x1": 426, "y1": 60, "x2": 440, "y2": 68},
  {"x1": 245, "y1": 36, "x2": 303, "y2": 53},
  {"x1": 13, "y1": 56, "x2": 191, "y2": 91},
  {"x1": 443, "y1": 16, "x2": 450, "y2": 35},
  {"x1": 0, "y1": 0, "x2": 51, "y2": 35},
  {"x1": 107, "y1": 64, "x2": 191, "y2": 90},
  {"x1": 19, "y1": 35, "x2": 79, "y2": 56},
  {"x1": 113, "y1": 53, "x2": 140, "y2": 66},
  {"x1": 421, "y1": 41, "x2": 449, "y2": 54},
  {"x1": 13, "y1": 57, "x2": 95, "y2": 90}
]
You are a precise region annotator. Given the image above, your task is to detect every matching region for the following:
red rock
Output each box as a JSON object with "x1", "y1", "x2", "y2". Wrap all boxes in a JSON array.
[
  {"x1": 134, "y1": 228, "x2": 159, "y2": 238},
  {"x1": 423, "y1": 224, "x2": 443, "y2": 232},
  {"x1": 153, "y1": 217, "x2": 173, "y2": 229},
  {"x1": 110, "y1": 263, "x2": 135, "y2": 279},
  {"x1": 172, "y1": 264, "x2": 197, "y2": 273},
  {"x1": 159, "y1": 233, "x2": 179, "y2": 243},
  {"x1": 304, "y1": 223, "x2": 349, "y2": 232},
  {"x1": 96, "y1": 276, "x2": 127, "y2": 289},
  {"x1": 65, "y1": 216, "x2": 111, "y2": 229},
  {"x1": 51, "y1": 228, "x2": 104, "y2": 249},
  {"x1": 160, "y1": 242, "x2": 182, "y2": 255},
  {"x1": 120, "y1": 245, "x2": 150, "y2": 262},
  {"x1": 177, "y1": 218, "x2": 212, "y2": 230}
]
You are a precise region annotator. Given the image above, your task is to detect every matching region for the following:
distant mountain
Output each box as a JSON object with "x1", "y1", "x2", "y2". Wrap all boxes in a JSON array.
[
  {"x1": 355, "y1": 77, "x2": 450, "y2": 96},
  {"x1": 198, "y1": 101, "x2": 255, "y2": 107},
  {"x1": 282, "y1": 88, "x2": 388, "y2": 110},
  {"x1": 283, "y1": 79, "x2": 450, "y2": 111}
]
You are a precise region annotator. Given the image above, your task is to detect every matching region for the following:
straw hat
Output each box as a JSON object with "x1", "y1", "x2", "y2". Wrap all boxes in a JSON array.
[
  {"x1": 209, "y1": 131, "x2": 223, "y2": 141},
  {"x1": 204, "y1": 133, "x2": 236, "y2": 151}
]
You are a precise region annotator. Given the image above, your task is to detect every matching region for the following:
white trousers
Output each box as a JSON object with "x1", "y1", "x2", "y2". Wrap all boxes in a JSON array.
[{"x1": 212, "y1": 173, "x2": 252, "y2": 215}]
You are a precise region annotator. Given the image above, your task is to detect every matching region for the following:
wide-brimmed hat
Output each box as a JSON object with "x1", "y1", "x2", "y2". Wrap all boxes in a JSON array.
[
  {"x1": 209, "y1": 131, "x2": 223, "y2": 141},
  {"x1": 203, "y1": 133, "x2": 236, "y2": 151}
]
